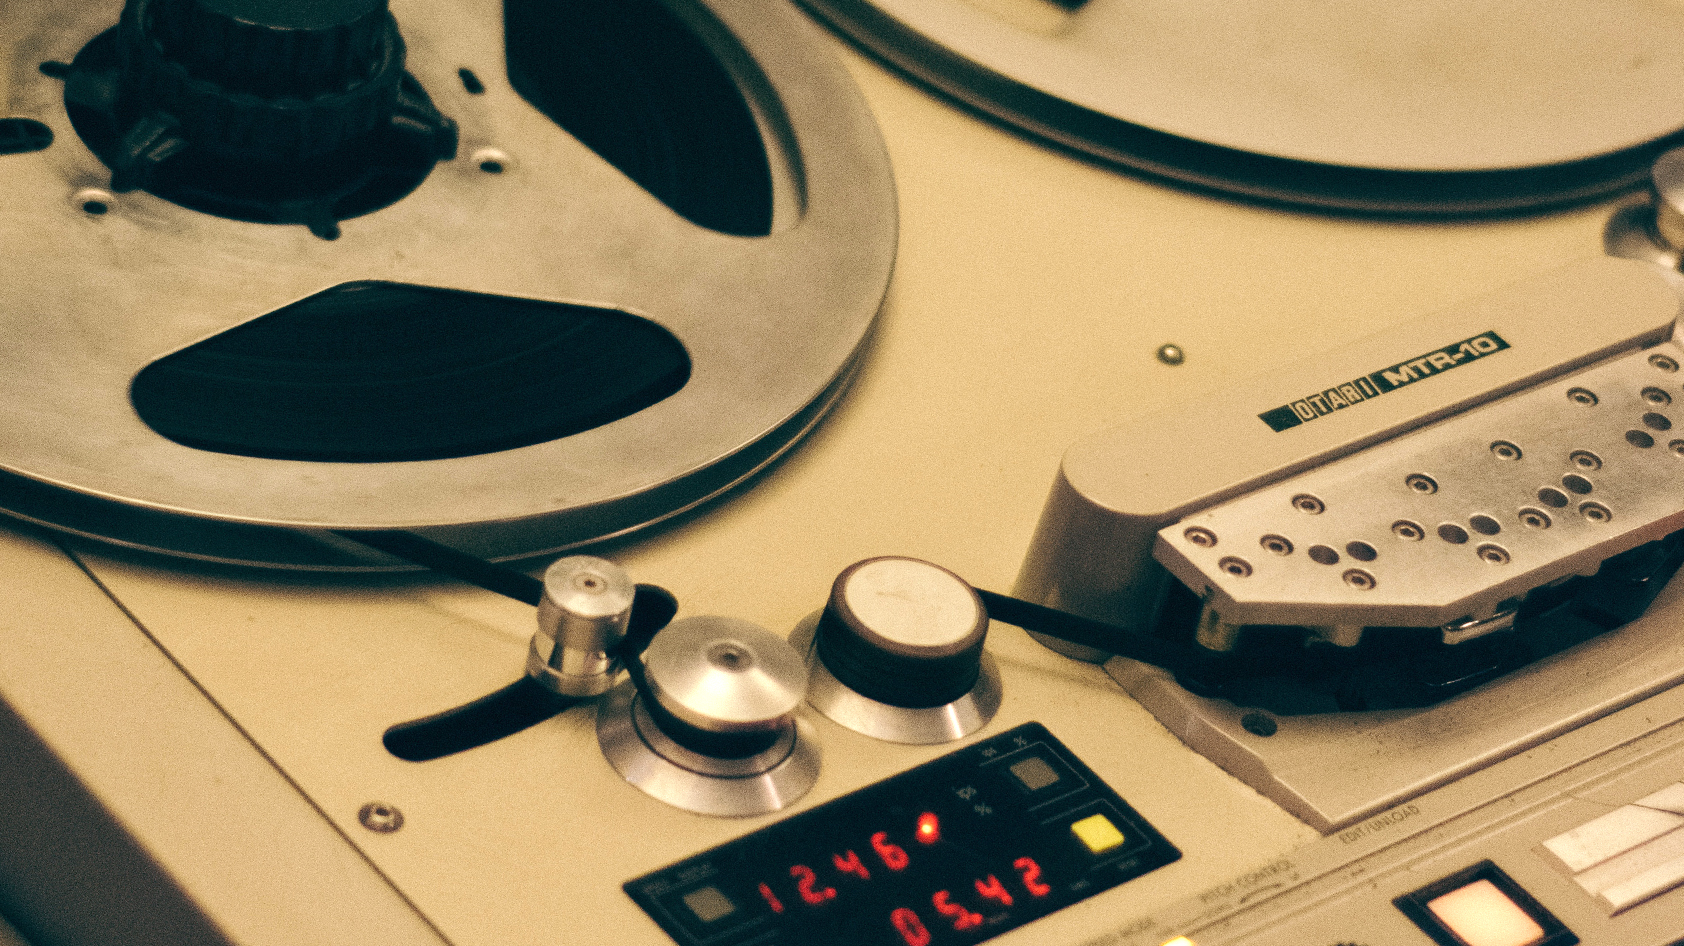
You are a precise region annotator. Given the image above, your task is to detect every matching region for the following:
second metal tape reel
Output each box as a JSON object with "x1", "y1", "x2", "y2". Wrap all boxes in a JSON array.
[
  {"x1": 0, "y1": 0, "x2": 895, "y2": 568},
  {"x1": 803, "y1": 0, "x2": 1684, "y2": 214}
]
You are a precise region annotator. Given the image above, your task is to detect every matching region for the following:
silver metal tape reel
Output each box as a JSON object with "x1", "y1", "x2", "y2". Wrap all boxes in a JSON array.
[
  {"x1": 0, "y1": 0, "x2": 896, "y2": 568},
  {"x1": 800, "y1": 0, "x2": 1684, "y2": 214}
]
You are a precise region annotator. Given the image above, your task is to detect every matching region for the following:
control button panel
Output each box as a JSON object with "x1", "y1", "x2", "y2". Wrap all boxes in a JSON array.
[
  {"x1": 1091, "y1": 688, "x2": 1684, "y2": 946},
  {"x1": 624, "y1": 723, "x2": 1179, "y2": 946},
  {"x1": 1538, "y1": 781, "x2": 1684, "y2": 914}
]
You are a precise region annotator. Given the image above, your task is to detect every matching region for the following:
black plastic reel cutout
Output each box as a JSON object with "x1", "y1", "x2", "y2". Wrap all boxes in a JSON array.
[
  {"x1": 504, "y1": 0, "x2": 774, "y2": 237},
  {"x1": 132, "y1": 282, "x2": 691, "y2": 463}
]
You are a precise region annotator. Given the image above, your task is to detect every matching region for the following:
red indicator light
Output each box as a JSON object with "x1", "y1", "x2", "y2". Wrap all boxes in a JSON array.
[
  {"x1": 916, "y1": 812, "x2": 941, "y2": 845},
  {"x1": 891, "y1": 907, "x2": 932, "y2": 946}
]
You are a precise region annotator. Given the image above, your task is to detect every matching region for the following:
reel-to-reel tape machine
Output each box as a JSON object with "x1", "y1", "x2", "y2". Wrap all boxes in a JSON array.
[{"x1": 7, "y1": 0, "x2": 1684, "y2": 944}]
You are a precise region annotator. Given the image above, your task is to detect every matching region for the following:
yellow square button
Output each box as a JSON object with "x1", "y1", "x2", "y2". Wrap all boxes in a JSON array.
[{"x1": 1072, "y1": 813, "x2": 1126, "y2": 854}]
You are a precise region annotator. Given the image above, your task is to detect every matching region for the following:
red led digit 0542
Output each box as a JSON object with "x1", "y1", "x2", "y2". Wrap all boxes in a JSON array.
[{"x1": 886, "y1": 859, "x2": 1052, "y2": 946}]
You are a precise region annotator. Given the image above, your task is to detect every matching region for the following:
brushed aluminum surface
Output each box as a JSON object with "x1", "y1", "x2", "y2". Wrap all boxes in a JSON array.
[
  {"x1": 0, "y1": 0, "x2": 896, "y2": 568},
  {"x1": 1156, "y1": 337, "x2": 1684, "y2": 630},
  {"x1": 595, "y1": 681, "x2": 822, "y2": 817},
  {"x1": 642, "y1": 616, "x2": 809, "y2": 733}
]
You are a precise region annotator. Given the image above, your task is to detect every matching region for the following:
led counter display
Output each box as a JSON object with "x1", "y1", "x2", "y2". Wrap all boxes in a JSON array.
[{"x1": 625, "y1": 723, "x2": 1179, "y2": 946}]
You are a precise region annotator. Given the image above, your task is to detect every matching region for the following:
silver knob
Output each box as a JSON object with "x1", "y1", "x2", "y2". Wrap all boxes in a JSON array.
[
  {"x1": 816, "y1": 556, "x2": 988, "y2": 707},
  {"x1": 793, "y1": 557, "x2": 1002, "y2": 744},
  {"x1": 526, "y1": 556, "x2": 634, "y2": 697},
  {"x1": 641, "y1": 616, "x2": 807, "y2": 734},
  {"x1": 597, "y1": 615, "x2": 820, "y2": 816}
]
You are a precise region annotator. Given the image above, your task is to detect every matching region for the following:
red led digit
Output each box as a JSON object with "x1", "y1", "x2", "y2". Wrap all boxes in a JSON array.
[
  {"x1": 832, "y1": 849, "x2": 872, "y2": 881},
  {"x1": 974, "y1": 874, "x2": 1014, "y2": 907},
  {"x1": 891, "y1": 907, "x2": 932, "y2": 946},
  {"x1": 872, "y1": 832, "x2": 911, "y2": 871},
  {"x1": 1014, "y1": 857, "x2": 1052, "y2": 897},
  {"x1": 757, "y1": 882, "x2": 785, "y2": 914},
  {"x1": 932, "y1": 890, "x2": 984, "y2": 931},
  {"x1": 916, "y1": 812, "x2": 941, "y2": 845},
  {"x1": 791, "y1": 864, "x2": 837, "y2": 906}
]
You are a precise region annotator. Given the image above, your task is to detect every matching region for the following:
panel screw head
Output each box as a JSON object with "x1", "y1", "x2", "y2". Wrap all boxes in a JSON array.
[
  {"x1": 1183, "y1": 526, "x2": 1217, "y2": 548},
  {"x1": 358, "y1": 802, "x2": 404, "y2": 833},
  {"x1": 1156, "y1": 344, "x2": 1185, "y2": 365}
]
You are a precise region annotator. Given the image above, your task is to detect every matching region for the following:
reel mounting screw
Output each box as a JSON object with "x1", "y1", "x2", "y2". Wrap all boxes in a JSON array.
[{"x1": 358, "y1": 802, "x2": 404, "y2": 833}]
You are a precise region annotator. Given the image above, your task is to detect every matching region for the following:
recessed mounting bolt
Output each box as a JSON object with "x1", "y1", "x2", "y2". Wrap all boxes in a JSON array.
[
  {"x1": 1406, "y1": 473, "x2": 1439, "y2": 494},
  {"x1": 1156, "y1": 344, "x2": 1185, "y2": 366},
  {"x1": 72, "y1": 187, "x2": 116, "y2": 216},
  {"x1": 1218, "y1": 556, "x2": 1252, "y2": 577},
  {"x1": 471, "y1": 147, "x2": 513, "y2": 175},
  {"x1": 1183, "y1": 526, "x2": 1217, "y2": 548},
  {"x1": 358, "y1": 802, "x2": 404, "y2": 833}
]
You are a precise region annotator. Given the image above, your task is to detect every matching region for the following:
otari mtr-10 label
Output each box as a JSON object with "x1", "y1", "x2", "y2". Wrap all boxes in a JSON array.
[{"x1": 625, "y1": 723, "x2": 1180, "y2": 946}]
